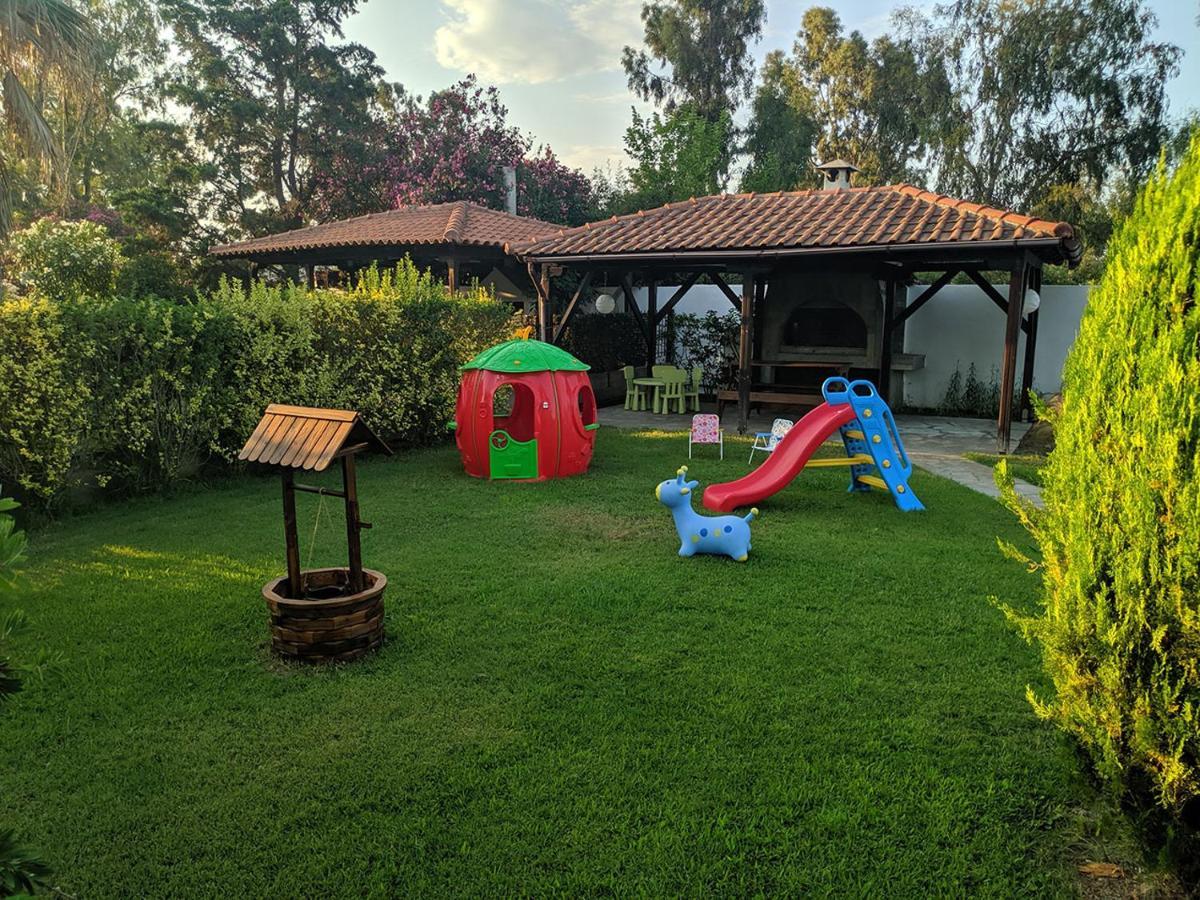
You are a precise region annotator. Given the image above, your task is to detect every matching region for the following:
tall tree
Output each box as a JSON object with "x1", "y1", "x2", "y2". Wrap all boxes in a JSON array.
[
  {"x1": 622, "y1": 103, "x2": 731, "y2": 208},
  {"x1": 162, "y1": 0, "x2": 394, "y2": 236},
  {"x1": 621, "y1": 0, "x2": 766, "y2": 121},
  {"x1": 898, "y1": 0, "x2": 1181, "y2": 209},
  {"x1": 739, "y1": 50, "x2": 815, "y2": 192},
  {"x1": 748, "y1": 7, "x2": 944, "y2": 189},
  {"x1": 0, "y1": 0, "x2": 93, "y2": 237}
]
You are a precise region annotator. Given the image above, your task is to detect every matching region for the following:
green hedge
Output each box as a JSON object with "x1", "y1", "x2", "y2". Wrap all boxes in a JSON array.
[
  {"x1": 998, "y1": 132, "x2": 1200, "y2": 812},
  {"x1": 0, "y1": 263, "x2": 516, "y2": 512}
]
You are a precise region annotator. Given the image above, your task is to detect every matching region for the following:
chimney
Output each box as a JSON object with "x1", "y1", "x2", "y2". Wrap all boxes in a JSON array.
[
  {"x1": 815, "y1": 159, "x2": 860, "y2": 191},
  {"x1": 502, "y1": 165, "x2": 517, "y2": 214}
]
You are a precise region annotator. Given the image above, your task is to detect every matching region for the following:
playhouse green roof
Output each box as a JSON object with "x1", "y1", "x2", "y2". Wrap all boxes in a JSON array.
[{"x1": 461, "y1": 339, "x2": 590, "y2": 373}]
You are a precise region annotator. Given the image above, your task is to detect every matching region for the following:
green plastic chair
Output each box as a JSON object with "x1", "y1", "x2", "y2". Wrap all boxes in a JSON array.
[
  {"x1": 683, "y1": 365, "x2": 703, "y2": 412},
  {"x1": 658, "y1": 367, "x2": 688, "y2": 415},
  {"x1": 623, "y1": 365, "x2": 647, "y2": 410}
]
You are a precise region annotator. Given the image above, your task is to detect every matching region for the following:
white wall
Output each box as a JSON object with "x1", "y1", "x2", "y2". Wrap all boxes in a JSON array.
[
  {"x1": 627, "y1": 283, "x2": 736, "y2": 317},
  {"x1": 902, "y1": 283, "x2": 1089, "y2": 409},
  {"x1": 608, "y1": 279, "x2": 1089, "y2": 408}
]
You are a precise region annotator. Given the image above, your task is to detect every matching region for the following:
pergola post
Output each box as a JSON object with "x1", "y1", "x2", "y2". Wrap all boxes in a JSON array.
[
  {"x1": 446, "y1": 257, "x2": 459, "y2": 294},
  {"x1": 1019, "y1": 265, "x2": 1042, "y2": 421},
  {"x1": 281, "y1": 470, "x2": 302, "y2": 597},
  {"x1": 737, "y1": 273, "x2": 754, "y2": 435},
  {"x1": 997, "y1": 260, "x2": 1029, "y2": 452},
  {"x1": 646, "y1": 279, "x2": 658, "y2": 367},
  {"x1": 878, "y1": 276, "x2": 898, "y2": 399},
  {"x1": 536, "y1": 264, "x2": 551, "y2": 342},
  {"x1": 341, "y1": 454, "x2": 364, "y2": 595}
]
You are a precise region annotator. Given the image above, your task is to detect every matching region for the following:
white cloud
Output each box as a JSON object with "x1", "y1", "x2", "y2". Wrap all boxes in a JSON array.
[
  {"x1": 559, "y1": 143, "x2": 629, "y2": 172},
  {"x1": 434, "y1": 0, "x2": 642, "y2": 84}
]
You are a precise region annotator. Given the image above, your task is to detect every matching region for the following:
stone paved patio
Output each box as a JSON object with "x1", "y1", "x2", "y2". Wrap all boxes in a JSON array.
[{"x1": 598, "y1": 403, "x2": 1043, "y2": 506}]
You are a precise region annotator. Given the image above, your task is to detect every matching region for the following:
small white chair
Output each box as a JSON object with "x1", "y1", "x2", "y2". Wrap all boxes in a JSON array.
[
  {"x1": 748, "y1": 417, "x2": 794, "y2": 464},
  {"x1": 688, "y1": 413, "x2": 723, "y2": 459}
]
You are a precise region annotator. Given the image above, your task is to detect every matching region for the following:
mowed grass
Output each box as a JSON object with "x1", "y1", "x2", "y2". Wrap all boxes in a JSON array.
[
  {"x1": 964, "y1": 452, "x2": 1048, "y2": 487},
  {"x1": 1, "y1": 428, "x2": 1090, "y2": 896}
]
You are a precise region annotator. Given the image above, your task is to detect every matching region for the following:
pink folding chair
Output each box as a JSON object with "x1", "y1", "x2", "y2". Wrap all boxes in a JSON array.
[{"x1": 688, "y1": 413, "x2": 724, "y2": 459}]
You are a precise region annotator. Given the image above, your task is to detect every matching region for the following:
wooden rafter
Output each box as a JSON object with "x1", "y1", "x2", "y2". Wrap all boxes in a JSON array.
[
  {"x1": 551, "y1": 271, "x2": 594, "y2": 345},
  {"x1": 964, "y1": 269, "x2": 1031, "y2": 334},
  {"x1": 653, "y1": 272, "x2": 701, "y2": 325},
  {"x1": 891, "y1": 269, "x2": 958, "y2": 328},
  {"x1": 711, "y1": 272, "x2": 741, "y2": 310}
]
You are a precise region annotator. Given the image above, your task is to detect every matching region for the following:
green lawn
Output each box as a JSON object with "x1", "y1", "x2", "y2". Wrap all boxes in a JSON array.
[
  {"x1": 1, "y1": 429, "x2": 1101, "y2": 896},
  {"x1": 964, "y1": 452, "x2": 1048, "y2": 487}
]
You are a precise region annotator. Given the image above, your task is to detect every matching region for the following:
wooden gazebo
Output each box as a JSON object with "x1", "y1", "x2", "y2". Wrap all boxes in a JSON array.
[
  {"x1": 514, "y1": 178, "x2": 1081, "y2": 452},
  {"x1": 211, "y1": 201, "x2": 558, "y2": 295}
]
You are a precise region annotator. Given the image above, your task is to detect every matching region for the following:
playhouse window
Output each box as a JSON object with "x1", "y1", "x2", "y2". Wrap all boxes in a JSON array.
[
  {"x1": 492, "y1": 381, "x2": 535, "y2": 442},
  {"x1": 577, "y1": 384, "x2": 597, "y2": 426}
]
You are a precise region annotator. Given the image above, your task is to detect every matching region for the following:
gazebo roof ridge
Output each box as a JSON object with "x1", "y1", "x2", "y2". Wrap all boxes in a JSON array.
[
  {"x1": 211, "y1": 200, "x2": 561, "y2": 259},
  {"x1": 512, "y1": 183, "x2": 1081, "y2": 266}
]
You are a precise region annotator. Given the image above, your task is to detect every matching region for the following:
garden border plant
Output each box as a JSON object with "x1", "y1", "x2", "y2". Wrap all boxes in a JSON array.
[
  {"x1": 996, "y1": 131, "x2": 1200, "y2": 824},
  {"x1": 0, "y1": 261, "x2": 517, "y2": 514}
]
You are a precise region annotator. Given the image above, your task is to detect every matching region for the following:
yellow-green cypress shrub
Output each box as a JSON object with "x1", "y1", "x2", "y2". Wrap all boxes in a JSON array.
[{"x1": 999, "y1": 132, "x2": 1200, "y2": 812}]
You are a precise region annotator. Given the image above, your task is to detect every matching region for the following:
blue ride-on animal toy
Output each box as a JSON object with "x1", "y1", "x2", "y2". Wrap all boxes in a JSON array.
[{"x1": 656, "y1": 466, "x2": 758, "y2": 562}]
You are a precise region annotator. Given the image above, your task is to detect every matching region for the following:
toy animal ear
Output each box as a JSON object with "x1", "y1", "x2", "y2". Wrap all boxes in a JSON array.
[{"x1": 687, "y1": 480, "x2": 699, "y2": 490}]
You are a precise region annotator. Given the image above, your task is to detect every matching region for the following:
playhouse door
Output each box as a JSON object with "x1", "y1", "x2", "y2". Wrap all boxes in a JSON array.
[
  {"x1": 488, "y1": 381, "x2": 539, "y2": 479},
  {"x1": 488, "y1": 429, "x2": 538, "y2": 479}
]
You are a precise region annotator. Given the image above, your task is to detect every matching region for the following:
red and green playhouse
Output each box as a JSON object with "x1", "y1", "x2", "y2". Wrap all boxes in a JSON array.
[{"x1": 454, "y1": 339, "x2": 598, "y2": 481}]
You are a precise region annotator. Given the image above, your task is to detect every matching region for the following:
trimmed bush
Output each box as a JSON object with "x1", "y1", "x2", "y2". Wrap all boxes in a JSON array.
[
  {"x1": 998, "y1": 133, "x2": 1200, "y2": 812},
  {"x1": 0, "y1": 263, "x2": 516, "y2": 512}
]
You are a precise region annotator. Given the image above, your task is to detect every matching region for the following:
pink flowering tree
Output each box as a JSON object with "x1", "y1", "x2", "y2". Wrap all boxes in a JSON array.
[{"x1": 312, "y1": 76, "x2": 594, "y2": 226}]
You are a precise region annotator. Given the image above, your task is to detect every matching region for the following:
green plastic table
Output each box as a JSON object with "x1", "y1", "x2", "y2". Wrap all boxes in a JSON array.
[{"x1": 632, "y1": 377, "x2": 666, "y2": 413}]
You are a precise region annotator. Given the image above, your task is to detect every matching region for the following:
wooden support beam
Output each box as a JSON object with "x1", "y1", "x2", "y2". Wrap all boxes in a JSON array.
[
  {"x1": 737, "y1": 274, "x2": 754, "y2": 435},
  {"x1": 997, "y1": 262, "x2": 1027, "y2": 453},
  {"x1": 305, "y1": 264, "x2": 315, "y2": 290},
  {"x1": 620, "y1": 275, "x2": 650, "y2": 367},
  {"x1": 342, "y1": 455, "x2": 364, "y2": 595},
  {"x1": 964, "y1": 269, "x2": 1032, "y2": 335},
  {"x1": 879, "y1": 277, "x2": 898, "y2": 400},
  {"x1": 1019, "y1": 266, "x2": 1042, "y2": 420},
  {"x1": 752, "y1": 276, "x2": 766, "y2": 364},
  {"x1": 528, "y1": 263, "x2": 552, "y2": 342},
  {"x1": 891, "y1": 269, "x2": 957, "y2": 327},
  {"x1": 446, "y1": 258, "x2": 459, "y2": 294},
  {"x1": 552, "y1": 271, "x2": 594, "y2": 345},
  {"x1": 646, "y1": 279, "x2": 658, "y2": 367},
  {"x1": 711, "y1": 272, "x2": 741, "y2": 310},
  {"x1": 653, "y1": 272, "x2": 701, "y2": 325},
  {"x1": 282, "y1": 470, "x2": 302, "y2": 598}
]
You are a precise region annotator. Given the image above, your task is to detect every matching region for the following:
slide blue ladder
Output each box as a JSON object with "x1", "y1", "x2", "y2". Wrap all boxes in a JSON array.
[{"x1": 822, "y1": 378, "x2": 924, "y2": 512}]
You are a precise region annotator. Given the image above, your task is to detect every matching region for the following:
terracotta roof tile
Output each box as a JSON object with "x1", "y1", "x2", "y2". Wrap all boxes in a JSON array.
[
  {"x1": 211, "y1": 201, "x2": 559, "y2": 259},
  {"x1": 514, "y1": 184, "x2": 1080, "y2": 266}
]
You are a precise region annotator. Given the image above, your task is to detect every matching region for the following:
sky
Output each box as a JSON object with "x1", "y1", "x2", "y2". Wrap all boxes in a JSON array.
[{"x1": 344, "y1": 0, "x2": 1200, "y2": 175}]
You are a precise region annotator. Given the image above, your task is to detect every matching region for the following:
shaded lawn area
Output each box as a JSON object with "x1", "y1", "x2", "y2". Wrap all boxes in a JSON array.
[
  {"x1": 2, "y1": 429, "x2": 1091, "y2": 896},
  {"x1": 964, "y1": 452, "x2": 1048, "y2": 487}
]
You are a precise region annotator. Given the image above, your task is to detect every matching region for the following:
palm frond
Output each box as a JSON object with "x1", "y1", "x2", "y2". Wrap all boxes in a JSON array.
[
  {"x1": 2, "y1": 68, "x2": 59, "y2": 162},
  {"x1": 0, "y1": 0, "x2": 94, "y2": 66},
  {"x1": 0, "y1": 152, "x2": 11, "y2": 237}
]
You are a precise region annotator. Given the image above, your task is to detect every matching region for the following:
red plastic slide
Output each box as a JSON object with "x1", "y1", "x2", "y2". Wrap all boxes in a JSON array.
[{"x1": 702, "y1": 402, "x2": 857, "y2": 512}]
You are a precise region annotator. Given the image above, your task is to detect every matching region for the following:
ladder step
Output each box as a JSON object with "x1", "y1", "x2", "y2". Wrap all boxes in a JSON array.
[
  {"x1": 806, "y1": 454, "x2": 874, "y2": 468},
  {"x1": 843, "y1": 430, "x2": 865, "y2": 440},
  {"x1": 856, "y1": 474, "x2": 889, "y2": 491}
]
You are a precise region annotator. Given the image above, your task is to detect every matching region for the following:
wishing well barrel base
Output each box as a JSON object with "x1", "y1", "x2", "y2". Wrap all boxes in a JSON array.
[{"x1": 262, "y1": 567, "x2": 386, "y2": 663}]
